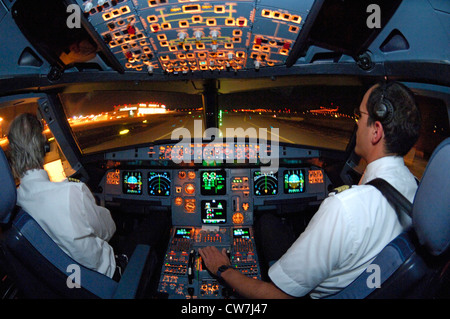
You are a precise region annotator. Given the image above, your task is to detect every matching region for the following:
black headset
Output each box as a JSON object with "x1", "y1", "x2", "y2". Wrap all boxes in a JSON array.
[{"x1": 373, "y1": 82, "x2": 395, "y2": 124}]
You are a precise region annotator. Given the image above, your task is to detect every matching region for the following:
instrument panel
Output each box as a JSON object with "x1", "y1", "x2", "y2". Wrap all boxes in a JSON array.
[
  {"x1": 99, "y1": 143, "x2": 330, "y2": 299},
  {"x1": 102, "y1": 165, "x2": 328, "y2": 226}
]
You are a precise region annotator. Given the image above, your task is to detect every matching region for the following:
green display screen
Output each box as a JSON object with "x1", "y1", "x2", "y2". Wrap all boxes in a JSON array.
[{"x1": 201, "y1": 170, "x2": 226, "y2": 195}]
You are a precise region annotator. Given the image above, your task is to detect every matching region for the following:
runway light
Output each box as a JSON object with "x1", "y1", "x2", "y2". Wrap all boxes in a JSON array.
[{"x1": 119, "y1": 129, "x2": 130, "y2": 135}]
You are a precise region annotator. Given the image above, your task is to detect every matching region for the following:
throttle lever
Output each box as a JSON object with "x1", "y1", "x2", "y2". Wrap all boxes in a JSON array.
[{"x1": 188, "y1": 249, "x2": 196, "y2": 284}]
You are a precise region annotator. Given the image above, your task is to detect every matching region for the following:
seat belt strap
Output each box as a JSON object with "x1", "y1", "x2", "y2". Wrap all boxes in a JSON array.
[{"x1": 366, "y1": 178, "x2": 413, "y2": 218}]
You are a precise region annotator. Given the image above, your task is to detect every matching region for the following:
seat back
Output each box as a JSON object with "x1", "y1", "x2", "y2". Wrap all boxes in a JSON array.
[
  {"x1": 0, "y1": 148, "x2": 16, "y2": 224},
  {"x1": 326, "y1": 137, "x2": 450, "y2": 299},
  {"x1": 0, "y1": 148, "x2": 118, "y2": 298},
  {"x1": 413, "y1": 138, "x2": 450, "y2": 256},
  {"x1": 4, "y1": 209, "x2": 118, "y2": 298}
]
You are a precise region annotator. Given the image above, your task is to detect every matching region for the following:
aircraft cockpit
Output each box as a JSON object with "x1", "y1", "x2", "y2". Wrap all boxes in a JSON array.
[{"x1": 0, "y1": 0, "x2": 449, "y2": 303}]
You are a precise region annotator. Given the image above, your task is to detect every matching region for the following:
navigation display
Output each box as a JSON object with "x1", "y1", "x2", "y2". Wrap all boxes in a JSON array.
[
  {"x1": 201, "y1": 170, "x2": 226, "y2": 195},
  {"x1": 201, "y1": 200, "x2": 227, "y2": 224},
  {"x1": 123, "y1": 171, "x2": 143, "y2": 195},
  {"x1": 253, "y1": 171, "x2": 278, "y2": 196},
  {"x1": 283, "y1": 169, "x2": 306, "y2": 194},
  {"x1": 148, "y1": 171, "x2": 171, "y2": 196}
]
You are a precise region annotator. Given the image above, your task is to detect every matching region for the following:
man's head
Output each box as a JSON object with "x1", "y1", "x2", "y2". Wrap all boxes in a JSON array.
[
  {"x1": 355, "y1": 82, "x2": 421, "y2": 163},
  {"x1": 7, "y1": 113, "x2": 47, "y2": 179}
]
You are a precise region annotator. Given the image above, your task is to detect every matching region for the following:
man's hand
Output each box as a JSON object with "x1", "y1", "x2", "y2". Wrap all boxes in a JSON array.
[
  {"x1": 199, "y1": 246, "x2": 293, "y2": 299},
  {"x1": 198, "y1": 246, "x2": 230, "y2": 274}
]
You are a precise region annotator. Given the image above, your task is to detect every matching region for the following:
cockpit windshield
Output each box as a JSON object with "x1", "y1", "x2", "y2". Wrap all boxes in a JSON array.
[
  {"x1": 60, "y1": 90, "x2": 204, "y2": 154},
  {"x1": 59, "y1": 80, "x2": 362, "y2": 154},
  {"x1": 219, "y1": 84, "x2": 361, "y2": 151}
]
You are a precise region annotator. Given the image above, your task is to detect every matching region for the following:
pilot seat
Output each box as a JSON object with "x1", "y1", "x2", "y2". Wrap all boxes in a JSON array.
[
  {"x1": 326, "y1": 137, "x2": 450, "y2": 298},
  {"x1": 0, "y1": 148, "x2": 156, "y2": 299}
]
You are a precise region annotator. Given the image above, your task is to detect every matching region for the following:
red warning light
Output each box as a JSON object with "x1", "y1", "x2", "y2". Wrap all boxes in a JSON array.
[
  {"x1": 127, "y1": 25, "x2": 136, "y2": 35},
  {"x1": 151, "y1": 24, "x2": 160, "y2": 32},
  {"x1": 125, "y1": 51, "x2": 133, "y2": 59}
]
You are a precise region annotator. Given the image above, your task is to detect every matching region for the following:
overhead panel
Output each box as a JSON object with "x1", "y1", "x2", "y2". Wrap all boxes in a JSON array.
[
  {"x1": 251, "y1": 0, "x2": 313, "y2": 69},
  {"x1": 77, "y1": 0, "x2": 315, "y2": 75}
]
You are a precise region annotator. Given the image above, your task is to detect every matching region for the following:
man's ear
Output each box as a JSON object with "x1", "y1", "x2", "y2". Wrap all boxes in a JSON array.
[{"x1": 371, "y1": 121, "x2": 384, "y2": 145}]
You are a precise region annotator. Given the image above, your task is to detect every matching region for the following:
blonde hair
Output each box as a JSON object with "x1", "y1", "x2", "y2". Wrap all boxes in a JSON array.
[{"x1": 7, "y1": 113, "x2": 46, "y2": 179}]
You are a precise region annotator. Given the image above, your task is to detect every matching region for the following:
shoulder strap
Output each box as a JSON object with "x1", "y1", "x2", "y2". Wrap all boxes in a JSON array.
[{"x1": 366, "y1": 178, "x2": 413, "y2": 218}]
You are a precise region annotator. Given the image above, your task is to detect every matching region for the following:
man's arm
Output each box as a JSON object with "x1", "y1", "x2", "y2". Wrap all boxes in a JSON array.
[
  {"x1": 79, "y1": 183, "x2": 116, "y2": 240},
  {"x1": 198, "y1": 246, "x2": 293, "y2": 299}
]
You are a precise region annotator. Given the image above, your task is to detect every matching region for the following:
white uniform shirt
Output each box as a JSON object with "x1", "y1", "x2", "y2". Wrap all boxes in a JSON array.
[
  {"x1": 16, "y1": 169, "x2": 117, "y2": 278},
  {"x1": 268, "y1": 156, "x2": 418, "y2": 299}
]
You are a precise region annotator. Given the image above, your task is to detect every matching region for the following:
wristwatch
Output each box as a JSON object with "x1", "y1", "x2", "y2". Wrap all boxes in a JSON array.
[{"x1": 216, "y1": 265, "x2": 232, "y2": 278}]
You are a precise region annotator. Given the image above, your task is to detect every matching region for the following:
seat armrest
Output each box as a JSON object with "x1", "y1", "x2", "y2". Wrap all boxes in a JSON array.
[{"x1": 113, "y1": 244, "x2": 151, "y2": 299}]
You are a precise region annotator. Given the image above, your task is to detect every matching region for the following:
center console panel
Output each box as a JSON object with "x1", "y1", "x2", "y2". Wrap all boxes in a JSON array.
[{"x1": 157, "y1": 226, "x2": 260, "y2": 299}]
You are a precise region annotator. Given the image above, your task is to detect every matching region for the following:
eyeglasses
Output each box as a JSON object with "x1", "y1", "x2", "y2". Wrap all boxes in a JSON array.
[{"x1": 354, "y1": 108, "x2": 369, "y2": 121}]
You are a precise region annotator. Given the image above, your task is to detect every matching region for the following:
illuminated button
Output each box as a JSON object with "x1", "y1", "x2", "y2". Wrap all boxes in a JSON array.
[
  {"x1": 176, "y1": 186, "x2": 182, "y2": 193},
  {"x1": 242, "y1": 202, "x2": 249, "y2": 211},
  {"x1": 178, "y1": 171, "x2": 186, "y2": 179},
  {"x1": 184, "y1": 183, "x2": 195, "y2": 194},
  {"x1": 151, "y1": 24, "x2": 160, "y2": 32},
  {"x1": 187, "y1": 171, "x2": 196, "y2": 179},
  {"x1": 232, "y1": 212, "x2": 244, "y2": 224},
  {"x1": 185, "y1": 199, "x2": 196, "y2": 213},
  {"x1": 174, "y1": 197, "x2": 183, "y2": 206},
  {"x1": 127, "y1": 25, "x2": 136, "y2": 35},
  {"x1": 125, "y1": 51, "x2": 133, "y2": 60},
  {"x1": 236, "y1": 18, "x2": 247, "y2": 27}
]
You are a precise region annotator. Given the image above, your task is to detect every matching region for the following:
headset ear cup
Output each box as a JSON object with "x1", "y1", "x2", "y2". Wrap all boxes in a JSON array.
[
  {"x1": 375, "y1": 98, "x2": 394, "y2": 123},
  {"x1": 374, "y1": 102, "x2": 387, "y2": 119},
  {"x1": 382, "y1": 99, "x2": 394, "y2": 123},
  {"x1": 374, "y1": 82, "x2": 395, "y2": 123}
]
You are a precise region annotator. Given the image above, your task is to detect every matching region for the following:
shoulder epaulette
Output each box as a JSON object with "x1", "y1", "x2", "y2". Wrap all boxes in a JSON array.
[{"x1": 329, "y1": 185, "x2": 350, "y2": 195}]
